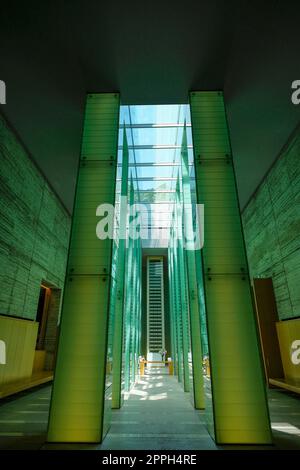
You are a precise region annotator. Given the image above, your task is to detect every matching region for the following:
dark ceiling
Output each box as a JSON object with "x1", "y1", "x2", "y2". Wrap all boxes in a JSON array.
[{"x1": 0, "y1": 0, "x2": 299, "y2": 213}]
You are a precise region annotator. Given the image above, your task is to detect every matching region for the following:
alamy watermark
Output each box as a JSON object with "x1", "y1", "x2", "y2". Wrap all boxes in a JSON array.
[
  {"x1": 0, "y1": 340, "x2": 6, "y2": 364},
  {"x1": 96, "y1": 198, "x2": 204, "y2": 250},
  {"x1": 291, "y1": 80, "x2": 300, "y2": 105},
  {"x1": 0, "y1": 80, "x2": 6, "y2": 104},
  {"x1": 291, "y1": 340, "x2": 300, "y2": 365}
]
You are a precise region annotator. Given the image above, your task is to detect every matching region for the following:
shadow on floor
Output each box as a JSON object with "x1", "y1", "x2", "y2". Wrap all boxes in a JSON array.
[{"x1": 1, "y1": 373, "x2": 300, "y2": 450}]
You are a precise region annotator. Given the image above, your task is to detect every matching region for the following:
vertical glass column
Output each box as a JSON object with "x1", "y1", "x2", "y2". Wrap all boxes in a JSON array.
[
  {"x1": 168, "y1": 227, "x2": 182, "y2": 380},
  {"x1": 134, "y1": 236, "x2": 142, "y2": 377},
  {"x1": 171, "y1": 220, "x2": 184, "y2": 383},
  {"x1": 190, "y1": 91, "x2": 272, "y2": 444},
  {"x1": 175, "y1": 180, "x2": 190, "y2": 392},
  {"x1": 47, "y1": 93, "x2": 120, "y2": 443},
  {"x1": 124, "y1": 181, "x2": 134, "y2": 391},
  {"x1": 180, "y1": 124, "x2": 205, "y2": 409},
  {"x1": 123, "y1": 179, "x2": 142, "y2": 391},
  {"x1": 168, "y1": 241, "x2": 178, "y2": 375},
  {"x1": 111, "y1": 129, "x2": 129, "y2": 408},
  {"x1": 130, "y1": 233, "x2": 138, "y2": 383}
]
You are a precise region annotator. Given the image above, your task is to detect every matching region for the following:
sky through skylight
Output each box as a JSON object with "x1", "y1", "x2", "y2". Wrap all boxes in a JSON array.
[{"x1": 118, "y1": 104, "x2": 195, "y2": 248}]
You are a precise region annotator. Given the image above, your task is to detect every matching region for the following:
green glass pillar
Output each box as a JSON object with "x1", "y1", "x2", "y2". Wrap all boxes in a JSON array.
[
  {"x1": 190, "y1": 91, "x2": 272, "y2": 444},
  {"x1": 134, "y1": 237, "x2": 142, "y2": 375},
  {"x1": 130, "y1": 190, "x2": 142, "y2": 384},
  {"x1": 111, "y1": 129, "x2": 129, "y2": 409},
  {"x1": 137, "y1": 238, "x2": 142, "y2": 372},
  {"x1": 170, "y1": 231, "x2": 179, "y2": 376},
  {"x1": 124, "y1": 180, "x2": 135, "y2": 391},
  {"x1": 195, "y1": 248, "x2": 209, "y2": 356},
  {"x1": 168, "y1": 235, "x2": 175, "y2": 375},
  {"x1": 130, "y1": 235, "x2": 138, "y2": 384},
  {"x1": 47, "y1": 93, "x2": 120, "y2": 443},
  {"x1": 171, "y1": 224, "x2": 184, "y2": 383},
  {"x1": 168, "y1": 243, "x2": 177, "y2": 375},
  {"x1": 180, "y1": 124, "x2": 205, "y2": 409},
  {"x1": 175, "y1": 181, "x2": 190, "y2": 392}
]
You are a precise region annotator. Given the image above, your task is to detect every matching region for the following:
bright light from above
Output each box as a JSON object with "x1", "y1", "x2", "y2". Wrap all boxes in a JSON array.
[{"x1": 117, "y1": 104, "x2": 195, "y2": 248}]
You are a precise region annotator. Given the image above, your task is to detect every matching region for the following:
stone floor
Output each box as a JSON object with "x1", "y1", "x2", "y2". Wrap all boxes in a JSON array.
[
  {"x1": 0, "y1": 384, "x2": 49, "y2": 450},
  {"x1": 0, "y1": 368, "x2": 300, "y2": 450},
  {"x1": 100, "y1": 368, "x2": 217, "y2": 450}
]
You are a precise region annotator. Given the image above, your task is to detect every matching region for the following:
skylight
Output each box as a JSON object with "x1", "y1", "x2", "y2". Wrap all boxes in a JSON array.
[{"x1": 118, "y1": 104, "x2": 195, "y2": 248}]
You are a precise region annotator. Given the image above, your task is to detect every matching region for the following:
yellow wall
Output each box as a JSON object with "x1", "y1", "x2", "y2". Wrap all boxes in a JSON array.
[
  {"x1": 0, "y1": 315, "x2": 38, "y2": 387},
  {"x1": 277, "y1": 318, "x2": 300, "y2": 382}
]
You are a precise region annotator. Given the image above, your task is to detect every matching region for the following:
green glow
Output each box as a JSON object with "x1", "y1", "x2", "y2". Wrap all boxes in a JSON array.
[
  {"x1": 47, "y1": 93, "x2": 120, "y2": 443},
  {"x1": 180, "y1": 124, "x2": 205, "y2": 408},
  {"x1": 123, "y1": 178, "x2": 142, "y2": 392},
  {"x1": 47, "y1": 98, "x2": 272, "y2": 446},
  {"x1": 175, "y1": 178, "x2": 190, "y2": 392},
  {"x1": 111, "y1": 129, "x2": 129, "y2": 408},
  {"x1": 190, "y1": 91, "x2": 272, "y2": 444}
]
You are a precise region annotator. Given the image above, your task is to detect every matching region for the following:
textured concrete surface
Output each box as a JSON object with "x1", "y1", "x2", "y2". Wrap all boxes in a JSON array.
[
  {"x1": 1, "y1": 370, "x2": 300, "y2": 450},
  {"x1": 243, "y1": 127, "x2": 300, "y2": 320},
  {"x1": 0, "y1": 113, "x2": 71, "y2": 320}
]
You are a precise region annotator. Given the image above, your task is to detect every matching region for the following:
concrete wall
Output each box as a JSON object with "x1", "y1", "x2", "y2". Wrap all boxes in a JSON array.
[
  {"x1": 242, "y1": 126, "x2": 300, "y2": 320},
  {"x1": 0, "y1": 112, "x2": 71, "y2": 321}
]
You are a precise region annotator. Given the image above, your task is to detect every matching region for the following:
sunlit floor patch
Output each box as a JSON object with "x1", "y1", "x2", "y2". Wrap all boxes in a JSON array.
[
  {"x1": 272, "y1": 423, "x2": 300, "y2": 435},
  {"x1": 99, "y1": 370, "x2": 217, "y2": 450},
  {"x1": 1, "y1": 382, "x2": 300, "y2": 450}
]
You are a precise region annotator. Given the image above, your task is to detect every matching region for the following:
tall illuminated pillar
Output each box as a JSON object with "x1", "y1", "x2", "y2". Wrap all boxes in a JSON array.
[
  {"x1": 111, "y1": 129, "x2": 129, "y2": 408},
  {"x1": 190, "y1": 91, "x2": 272, "y2": 444},
  {"x1": 175, "y1": 180, "x2": 190, "y2": 392},
  {"x1": 47, "y1": 93, "x2": 120, "y2": 443},
  {"x1": 169, "y1": 226, "x2": 182, "y2": 381},
  {"x1": 171, "y1": 218, "x2": 184, "y2": 383},
  {"x1": 124, "y1": 180, "x2": 135, "y2": 391},
  {"x1": 168, "y1": 238, "x2": 178, "y2": 375},
  {"x1": 180, "y1": 124, "x2": 205, "y2": 408}
]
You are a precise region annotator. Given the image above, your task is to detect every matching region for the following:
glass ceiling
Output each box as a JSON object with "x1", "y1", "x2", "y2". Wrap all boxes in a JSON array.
[{"x1": 117, "y1": 104, "x2": 196, "y2": 248}]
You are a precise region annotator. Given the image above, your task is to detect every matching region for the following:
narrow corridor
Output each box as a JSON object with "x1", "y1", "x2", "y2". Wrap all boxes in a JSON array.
[{"x1": 100, "y1": 368, "x2": 217, "y2": 450}]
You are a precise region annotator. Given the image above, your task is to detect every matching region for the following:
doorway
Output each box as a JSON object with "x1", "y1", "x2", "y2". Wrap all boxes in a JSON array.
[{"x1": 36, "y1": 284, "x2": 51, "y2": 350}]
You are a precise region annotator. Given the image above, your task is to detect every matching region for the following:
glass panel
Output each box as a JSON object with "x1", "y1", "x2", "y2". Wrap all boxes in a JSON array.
[
  {"x1": 131, "y1": 127, "x2": 184, "y2": 146},
  {"x1": 124, "y1": 148, "x2": 194, "y2": 164},
  {"x1": 135, "y1": 166, "x2": 177, "y2": 178},
  {"x1": 136, "y1": 180, "x2": 175, "y2": 191},
  {"x1": 138, "y1": 192, "x2": 176, "y2": 203},
  {"x1": 129, "y1": 104, "x2": 187, "y2": 125}
]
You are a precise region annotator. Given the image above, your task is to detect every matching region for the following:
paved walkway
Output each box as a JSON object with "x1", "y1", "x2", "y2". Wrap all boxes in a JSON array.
[
  {"x1": 0, "y1": 385, "x2": 50, "y2": 450},
  {"x1": 100, "y1": 367, "x2": 217, "y2": 450},
  {"x1": 1, "y1": 370, "x2": 300, "y2": 450}
]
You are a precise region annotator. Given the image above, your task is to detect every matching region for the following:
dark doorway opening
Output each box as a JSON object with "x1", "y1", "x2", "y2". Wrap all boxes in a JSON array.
[{"x1": 36, "y1": 285, "x2": 51, "y2": 350}]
